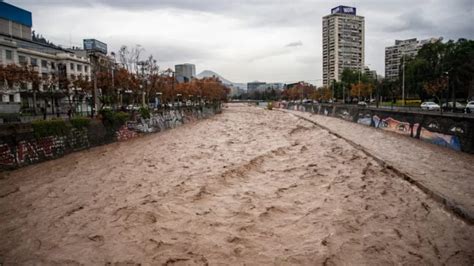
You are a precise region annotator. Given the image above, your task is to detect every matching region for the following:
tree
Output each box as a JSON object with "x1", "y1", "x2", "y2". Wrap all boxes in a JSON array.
[
  {"x1": 405, "y1": 39, "x2": 474, "y2": 105},
  {"x1": 424, "y1": 76, "x2": 448, "y2": 113}
]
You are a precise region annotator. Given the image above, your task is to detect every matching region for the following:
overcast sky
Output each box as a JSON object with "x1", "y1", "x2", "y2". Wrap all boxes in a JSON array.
[{"x1": 9, "y1": 0, "x2": 474, "y2": 85}]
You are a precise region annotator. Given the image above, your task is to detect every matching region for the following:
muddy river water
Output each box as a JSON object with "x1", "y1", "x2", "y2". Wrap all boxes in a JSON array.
[{"x1": 0, "y1": 104, "x2": 473, "y2": 265}]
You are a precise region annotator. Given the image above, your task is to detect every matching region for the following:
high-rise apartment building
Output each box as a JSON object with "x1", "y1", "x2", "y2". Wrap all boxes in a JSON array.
[
  {"x1": 175, "y1": 63, "x2": 196, "y2": 83},
  {"x1": 322, "y1": 6, "x2": 365, "y2": 86},
  {"x1": 385, "y1": 38, "x2": 441, "y2": 80}
]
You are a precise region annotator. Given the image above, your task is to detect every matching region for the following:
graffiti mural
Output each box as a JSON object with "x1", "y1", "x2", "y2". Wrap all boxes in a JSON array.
[
  {"x1": 338, "y1": 109, "x2": 354, "y2": 121},
  {"x1": 373, "y1": 116, "x2": 416, "y2": 136},
  {"x1": 282, "y1": 103, "x2": 470, "y2": 153},
  {"x1": 420, "y1": 128, "x2": 461, "y2": 151},
  {"x1": 357, "y1": 114, "x2": 372, "y2": 126}
]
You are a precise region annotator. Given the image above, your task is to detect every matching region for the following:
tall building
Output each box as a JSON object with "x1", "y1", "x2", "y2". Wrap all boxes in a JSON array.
[
  {"x1": 385, "y1": 37, "x2": 441, "y2": 80},
  {"x1": 175, "y1": 63, "x2": 196, "y2": 83},
  {"x1": 0, "y1": 2, "x2": 32, "y2": 40},
  {"x1": 364, "y1": 66, "x2": 377, "y2": 80},
  {"x1": 322, "y1": 6, "x2": 365, "y2": 86}
]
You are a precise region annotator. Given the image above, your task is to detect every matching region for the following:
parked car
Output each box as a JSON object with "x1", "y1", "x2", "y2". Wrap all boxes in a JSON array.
[
  {"x1": 420, "y1": 102, "x2": 440, "y2": 111},
  {"x1": 441, "y1": 102, "x2": 466, "y2": 112},
  {"x1": 357, "y1": 101, "x2": 368, "y2": 107},
  {"x1": 465, "y1": 101, "x2": 474, "y2": 113},
  {"x1": 126, "y1": 105, "x2": 140, "y2": 111}
]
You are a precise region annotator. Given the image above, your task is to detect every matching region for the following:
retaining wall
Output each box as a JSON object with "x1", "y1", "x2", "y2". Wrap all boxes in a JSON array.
[
  {"x1": 283, "y1": 103, "x2": 474, "y2": 154},
  {"x1": 0, "y1": 106, "x2": 220, "y2": 170}
]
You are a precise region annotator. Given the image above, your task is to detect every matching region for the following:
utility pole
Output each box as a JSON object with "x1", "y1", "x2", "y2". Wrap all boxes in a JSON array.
[
  {"x1": 402, "y1": 55, "x2": 405, "y2": 106},
  {"x1": 331, "y1": 79, "x2": 334, "y2": 101},
  {"x1": 342, "y1": 83, "x2": 345, "y2": 104},
  {"x1": 89, "y1": 53, "x2": 98, "y2": 118},
  {"x1": 375, "y1": 75, "x2": 380, "y2": 108},
  {"x1": 358, "y1": 67, "x2": 361, "y2": 99}
]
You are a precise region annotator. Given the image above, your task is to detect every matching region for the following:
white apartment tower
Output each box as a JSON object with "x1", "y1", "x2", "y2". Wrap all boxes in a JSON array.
[
  {"x1": 322, "y1": 6, "x2": 365, "y2": 86},
  {"x1": 385, "y1": 38, "x2": 441, "y2": 80}
]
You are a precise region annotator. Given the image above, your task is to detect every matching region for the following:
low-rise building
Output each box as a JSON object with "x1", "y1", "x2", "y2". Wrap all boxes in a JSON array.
[
  {"x1": 0, "y1": 2, "x2": 91, "y2": 115},
  {"x1": 0, "y1": 34, "x2": 91, "y2": 115}
]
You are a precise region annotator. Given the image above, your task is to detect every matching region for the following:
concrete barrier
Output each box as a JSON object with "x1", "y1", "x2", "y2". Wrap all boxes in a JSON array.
[
  {"x1": 283, "y1": 103, "x2": 474, "y2": 154},
  {"x1": 0, "y1": 105, "x2": 221, "y2": 170}
]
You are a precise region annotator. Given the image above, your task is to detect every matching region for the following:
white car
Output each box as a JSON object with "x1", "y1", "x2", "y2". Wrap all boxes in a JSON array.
[
  {"x1": 465, "y1": 101, "x2": 474, "y2": 113},
  {"x1": 420, "y1": 102, "x2": 440, "y2": 111},
  {"x1": 357, "y1": 101, "x2": 368, "y2": 107}
]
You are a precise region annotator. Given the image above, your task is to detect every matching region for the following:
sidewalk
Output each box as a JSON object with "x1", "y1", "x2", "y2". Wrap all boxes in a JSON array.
[{"x1": 283, "y1": 109, "x2": 474, "y2": 223}]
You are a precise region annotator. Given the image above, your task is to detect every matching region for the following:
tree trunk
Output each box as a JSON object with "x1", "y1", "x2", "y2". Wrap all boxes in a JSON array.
[{"x1": 33, "y1": 90, "x2": 37, "y2": 115}]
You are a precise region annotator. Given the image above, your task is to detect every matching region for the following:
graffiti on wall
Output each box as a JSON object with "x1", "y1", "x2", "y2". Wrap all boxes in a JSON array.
[
  {"x1": 357, "y1": 114, "x2": 372, "y2": 126},
  {"x1": 365, "y1": 115, "x2": 461, "y2": 151},
  {"x1": 284, "y1": 103, "x2": 467, "y2": 153},
  {"x1": 338, "y1": 109, "x2": 354, "y2": 121},
  {"x1": 420, "y1": 128, "x2": 461, "y2": 151},
  {"x1": 372, "y1": 116, "x2": 417, "y2": 136}
]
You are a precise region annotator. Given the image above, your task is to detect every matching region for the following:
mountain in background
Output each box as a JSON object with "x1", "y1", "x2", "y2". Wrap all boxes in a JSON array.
[{"x1": 197, "y1": 70, "x2": 246, "y2": 91}]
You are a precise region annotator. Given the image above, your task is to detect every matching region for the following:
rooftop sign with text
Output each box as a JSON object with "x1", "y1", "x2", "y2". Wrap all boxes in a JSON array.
[
  {"x1": 83, "y1": 39, "x2": 108, "y2": 55},
  {"x1": 331, "y1": 6, "x2": 357, "y2": 15}
]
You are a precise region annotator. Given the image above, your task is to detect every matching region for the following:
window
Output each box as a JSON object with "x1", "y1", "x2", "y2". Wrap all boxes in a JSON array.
[
  {"x1": 70, "y1": 74, "x2": 76, "y2": 80},
  {"x1": 77, "y1": 64, "x2": 82, "y2": 71},
  {"x1": 9, "y1": 95, "x2": 14, "y2": 103},
  {"x1": 51, "y1": 62, "x2": 56, "y2": 70},
  {"x1": 85, "y1": 66, "x2": 88, "y2": 72},
  {"x1": 31, "y1": 58, "x2": 38, "y2": 66},
  {"x1": 70, "y1": 63, "x2": 75, "y2": 71},
  {"x1": 41, "y1": 60, "x2": 48, "y2": 68},
  {"x1": 18, "y1": 55, "x2": 27, "y2": 65},
  {"x1": 6, "y1": 50, "x2": 13, "y2": 60}
]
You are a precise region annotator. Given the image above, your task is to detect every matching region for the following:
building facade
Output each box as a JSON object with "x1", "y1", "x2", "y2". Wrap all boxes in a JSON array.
[
  {"x1": 322, "y1": 6, "x2": 365, "y2": 86},
  {"x1": 175, "y1": 63, "x2": 196, "y2": 83},
  {"x1": 0, "y1": 2, "x2": 91, "y2": 115},
  {"x1": 0, "y1": 2, "x2": 32, "y2": 40},
  {"x1": 385, "y1": 38, "x2": 441, "y2": 80},
  {"x1": 247, "y1": 81, "x2": 266, "y2": 93}
]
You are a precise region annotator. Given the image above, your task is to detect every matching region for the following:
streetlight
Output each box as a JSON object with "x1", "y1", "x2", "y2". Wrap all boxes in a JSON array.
[
  {"x1": 176, "y1": 93, "x2": 182, "y2": 109},
  {"x1": 444, "y1": 71, "x2": 450, "y2": 113},
  {"x1": 402, "y1": 55, "x2": 405, "y2": 106},
  {"x1": 156, "y1": 92, "x2": 162, "y2": 109}
]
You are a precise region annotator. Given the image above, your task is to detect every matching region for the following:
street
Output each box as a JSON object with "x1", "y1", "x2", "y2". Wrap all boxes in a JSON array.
[{"x1": 0, "y1": 104, "x2": 473, "y2": 265}]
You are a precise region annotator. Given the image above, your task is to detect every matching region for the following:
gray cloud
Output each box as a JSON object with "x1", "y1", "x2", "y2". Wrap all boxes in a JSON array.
[
  {"x1": 285, "y1": 41, "x2": 303, "y2": 48},
  {"x1": 8, "y1": 0, "x2": 474, "y2": 84},
  {"x1": 385, "y1": 9, "x2": 434, "y2": 33}
]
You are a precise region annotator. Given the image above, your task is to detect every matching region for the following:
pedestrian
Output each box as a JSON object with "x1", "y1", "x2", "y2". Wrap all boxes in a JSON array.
[{"x1": 67, "y1": 108, "x2": 72, "y2": 119}]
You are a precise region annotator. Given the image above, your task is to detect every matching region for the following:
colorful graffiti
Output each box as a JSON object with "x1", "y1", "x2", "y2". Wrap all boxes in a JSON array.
[
  {"x1": 357, "y1": 114, "x2": 372, "y2": 126},
  {"x1": 372, "y1": 116, "x2": 417, "y2": 136},
  {"x1": 363, "y1": 115, "x2": 460, "y2": 151},
  {"x1": 420, "y1": 128, "x2": 461, "y2": 151},
  {"x1": 284, "y1": 103, "x2": 467, "y2": 153}
]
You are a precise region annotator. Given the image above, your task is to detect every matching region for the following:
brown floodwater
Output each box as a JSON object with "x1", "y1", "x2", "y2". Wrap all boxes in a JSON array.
[{"x1": 0, "y1": 104, "x2": 473, "y2": 265}]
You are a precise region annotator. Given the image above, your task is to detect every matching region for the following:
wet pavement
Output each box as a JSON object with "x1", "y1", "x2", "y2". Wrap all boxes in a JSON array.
[{"x1": 0, "y1": 104, "x2": 473, "y2": 265}]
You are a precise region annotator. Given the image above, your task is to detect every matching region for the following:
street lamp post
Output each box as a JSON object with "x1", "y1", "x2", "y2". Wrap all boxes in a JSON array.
[
  {"x1": 402, "y1": 55, "x2": 406, "y2": 106},
  {"x1": 156, "y1": 92, "x2": 162, "y2": 110},
  {"x1": 176, "y1": 93, "x2": 182, "y2": 110}
]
